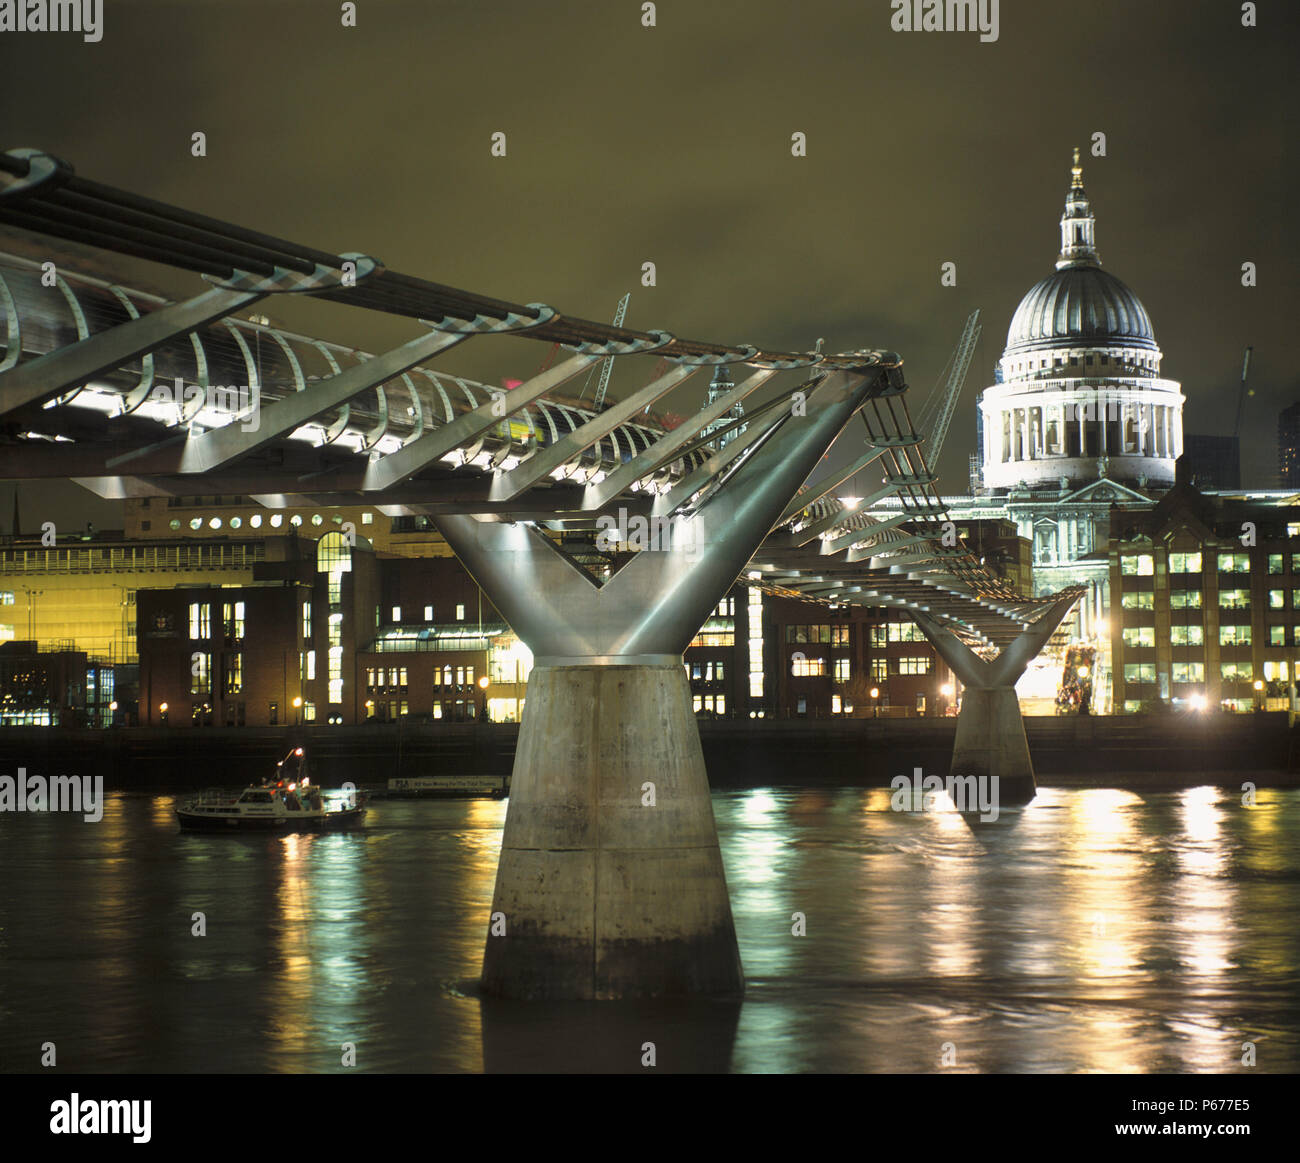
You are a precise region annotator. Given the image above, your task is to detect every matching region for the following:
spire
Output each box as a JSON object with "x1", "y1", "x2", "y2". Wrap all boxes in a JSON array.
[{"x1": 1056, "y1": 146, "x2": 1100, "y2": 270}]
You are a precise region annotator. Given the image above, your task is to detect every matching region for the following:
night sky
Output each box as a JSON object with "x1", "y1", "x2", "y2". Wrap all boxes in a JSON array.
[{"x1": 1, "y1": 0, "x2": 1295, "y2": 529}]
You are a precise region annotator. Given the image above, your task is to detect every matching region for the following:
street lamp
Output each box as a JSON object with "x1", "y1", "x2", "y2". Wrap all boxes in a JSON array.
[
  {"x1": 292, "y1": 695, "x2": 303, "y2": 725},
  {"x1": 869, "y1": 686, "x2": 880, "y2": 719},
  {"x1": 159, "y1": 701, "x2": 168, "y2": 726}
]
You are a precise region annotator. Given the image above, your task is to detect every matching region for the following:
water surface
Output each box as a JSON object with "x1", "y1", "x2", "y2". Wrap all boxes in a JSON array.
[{"x1": 1, "y1": 785, "x2": 1296, "y2": 1073}]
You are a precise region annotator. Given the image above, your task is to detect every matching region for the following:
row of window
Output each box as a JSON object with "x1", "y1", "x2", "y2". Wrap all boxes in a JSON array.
[
  {"x1": 168, "y1": 512, "x2": 375, "y2": 532},
  {"x1": 1008, "y1": 352, "x2": 1155, "y2": 375},
  {"x1": 187, "y1": 602, "x2": 244, "y2": 640},
  {"x1": 784, "y1": 624, "x2": 853, "y2": 645},
  {"x1": 1123, "y1": 661, "x2": 1285, "y2": 684},
  {"x1": 1123, "y1": 626, "x2": 1260, "y2": 648},
  {"x1": 388, "y1": 604, "x2": 466, "y2": 623},
  {"x1": 0, "y1": 543, "x2": 263, "y2": 573},
  {"x1": 1124, "y1": 552, "x2": 1300, "y2": 577}
]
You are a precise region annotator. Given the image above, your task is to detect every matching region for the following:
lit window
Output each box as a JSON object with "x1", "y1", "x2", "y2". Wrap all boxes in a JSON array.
[
  {"x1": 209, "y1": 517, "x2": 222, "y2": 529},
  {"x1": 250, "y1": 514, "x2": 263, "y2": 528},
  {"x1": 1219, "y1": 624, "x2": 1252, "y2": 647},
  {"x1": 189, "y1": 518, "x2": 202, "y2": 530},
  {"x1": 312, "y1": 514, "x2": 324, "y2": 526},
  {"x1": 392, "y1": 606, "x2": 401, "y2": 622},
  {"x1": 362, "y1": 512, "x2": 374, "y2": 525},
  {"x1": 169, "y1": 519, "x2": 181, "y2": 530},
  {"x1": 270, "y1": 514, "x2": 283, "y2": 528},
  {"x1": 1120, "y1": 554, "x2": 1153, "y2": 576},
  {"x1": 424, "y1": 605, "x2": 433, "y2": 621},
  {"x1": 230, "y1": 516, "x2": 242, "y2": 529},
  {"x1": 225, "y1": 653, "x2": 242, "y2": 694},
  {"x1": 456, "y1": 604, "x2": 465, "y2": 621},
  {"x1": 190, "y1": 653, "x2": 211, "y2": 696},
  {"x1": 290, "y1": 514, "x2": 303, "y2": 527}
]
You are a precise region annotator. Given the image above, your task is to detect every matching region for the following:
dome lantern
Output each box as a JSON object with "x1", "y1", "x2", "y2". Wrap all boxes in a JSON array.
[{"x1": 1057, "y1": 146, "x2": 1100, "y2": 270}]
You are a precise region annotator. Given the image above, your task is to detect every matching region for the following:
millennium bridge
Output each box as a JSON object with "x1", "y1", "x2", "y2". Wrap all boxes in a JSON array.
[{"x1": 0, "y1": 147, "x2": 1082, "y2": 999}]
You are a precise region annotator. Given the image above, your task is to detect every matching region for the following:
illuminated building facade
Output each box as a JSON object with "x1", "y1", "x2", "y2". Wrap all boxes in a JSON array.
[{"x1": 1109, "y1": 483, "x2": 1300, "y2": 712}]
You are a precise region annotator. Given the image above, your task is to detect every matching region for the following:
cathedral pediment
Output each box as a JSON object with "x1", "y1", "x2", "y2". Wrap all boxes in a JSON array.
[{"x1": 1058, "y1": 478, "x2": 1150, "y2": 506}]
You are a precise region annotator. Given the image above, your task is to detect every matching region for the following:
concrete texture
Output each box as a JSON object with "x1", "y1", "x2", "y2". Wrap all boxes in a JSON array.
[
  {"x1": 949, "y1": 685, "x2": 1037, "y2": 805},
  {"x1": 480, "y1": 662, "x2": 744, "y2": 1000}
]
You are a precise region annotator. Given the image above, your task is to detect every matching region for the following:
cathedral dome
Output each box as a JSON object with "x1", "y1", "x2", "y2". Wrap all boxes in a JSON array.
[{"x1": 1004, "y1": 265, "x2": 1157, "y2": 357}]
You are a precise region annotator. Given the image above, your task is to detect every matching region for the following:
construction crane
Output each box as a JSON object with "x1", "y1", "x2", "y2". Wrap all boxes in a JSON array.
[
  {"x1": 580, "y1": 292, "x2": 630, "y2": 409},
  {"x1": 916, "y1": 308, "x2": 982, "y2": 462},
  {"x1": 1232, "y1": 345, "x2": 1254, "y2": 439}
]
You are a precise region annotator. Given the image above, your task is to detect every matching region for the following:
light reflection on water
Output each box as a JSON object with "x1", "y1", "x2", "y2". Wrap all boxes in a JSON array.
[{"x1": 0, "y1": 785, "x2": 1296, "y2": 1073}]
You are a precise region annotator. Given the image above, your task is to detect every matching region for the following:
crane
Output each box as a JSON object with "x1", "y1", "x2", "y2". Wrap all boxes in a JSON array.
[
  {"x1": 916, "y1": 308, "x2": 982, "y2": 462},
  {"x1": 1232, "y1": 345, "x2": 1254, "y2": 439},
  {"x1": 580, "y1": 292, "x2": 630, "y2": 410}
]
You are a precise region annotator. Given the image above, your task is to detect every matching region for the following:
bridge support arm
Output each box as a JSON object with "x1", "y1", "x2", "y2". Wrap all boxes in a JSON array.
[{"x1": 914, "y1": 592, "x2": 1080, "y2": 806}]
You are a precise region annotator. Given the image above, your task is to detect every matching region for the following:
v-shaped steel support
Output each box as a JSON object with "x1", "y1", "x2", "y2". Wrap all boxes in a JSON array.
[
  {"x1": 437, "y1": 370, "x2": 881, "y2": 663},
  {"x1": 913, "y1": 592, "x2": 1081, "y2": 807}
]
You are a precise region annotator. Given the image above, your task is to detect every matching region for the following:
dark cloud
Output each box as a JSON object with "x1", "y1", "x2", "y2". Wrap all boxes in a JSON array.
[{"x1": 1, "y1": 0, "x2": 1295, "y2": 528}]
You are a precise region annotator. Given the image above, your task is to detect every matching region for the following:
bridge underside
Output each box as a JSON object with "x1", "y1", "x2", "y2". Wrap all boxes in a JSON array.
[{"x1": 0, "y1": 147, "x2": 1084, "y2": 997}]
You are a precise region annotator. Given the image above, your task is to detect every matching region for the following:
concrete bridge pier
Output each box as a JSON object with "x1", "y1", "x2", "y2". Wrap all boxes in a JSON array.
[
  {"x1": 435, "y1": 366, "x2": 888, "y2": 999},
  {"x1": 914, "y1": 593, "x2": 1081, "y2": 807},
  {"x1": 482, "y1": 656, "x2": 741, "y2": 999}
]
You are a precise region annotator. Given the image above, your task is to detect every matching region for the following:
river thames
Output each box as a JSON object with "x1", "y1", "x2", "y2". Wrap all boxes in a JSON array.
[{"x1": 2, "y1": 785, "x2": 1297, "y2": 1073}]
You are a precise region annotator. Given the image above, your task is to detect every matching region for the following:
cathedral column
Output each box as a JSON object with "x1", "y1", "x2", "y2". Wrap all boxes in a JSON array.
[{"x1": 1100, "y1": 399, "x2": 1108, "y2": 455}]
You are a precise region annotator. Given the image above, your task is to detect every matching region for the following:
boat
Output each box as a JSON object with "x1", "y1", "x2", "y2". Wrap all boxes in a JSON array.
[{"x1": 176, "y1": 747, "x2": 366, "y2": 832}]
